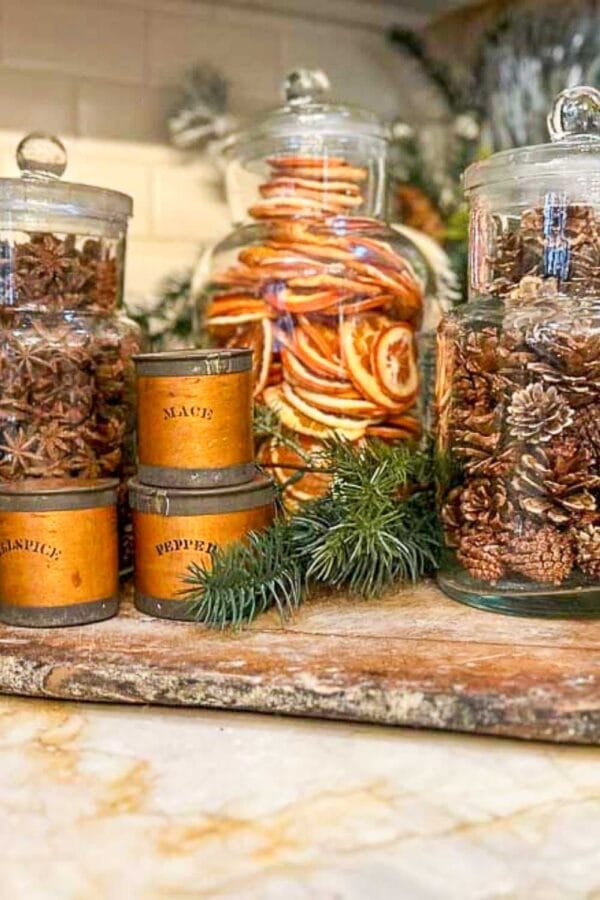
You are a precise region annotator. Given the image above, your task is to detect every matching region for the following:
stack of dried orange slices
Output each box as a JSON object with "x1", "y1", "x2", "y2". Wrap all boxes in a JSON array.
[{"x1": 204, "y1": 155, "x2": 424, "y2": 503}]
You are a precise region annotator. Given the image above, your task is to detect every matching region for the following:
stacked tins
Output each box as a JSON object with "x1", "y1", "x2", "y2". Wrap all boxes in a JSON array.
[{"x1": 129, "y1": 349, "x2": 275, "y2": 620}]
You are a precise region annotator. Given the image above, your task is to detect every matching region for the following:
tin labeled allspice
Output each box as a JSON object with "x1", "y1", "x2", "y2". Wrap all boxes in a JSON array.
[
  {"x1": 0, "y1": 479, "x2": 119, "y2": 627},
  {"x1": 129, "y1": 474, "x2": 275, "y2": 620},
  {"x1": 134, "y1": 349, "x2": 255, "y2": 489}
]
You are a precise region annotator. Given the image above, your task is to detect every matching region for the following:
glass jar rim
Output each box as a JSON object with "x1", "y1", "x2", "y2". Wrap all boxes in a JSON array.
[{"x1": 463, "y1": 136, "x2": 600, "y2": 193}]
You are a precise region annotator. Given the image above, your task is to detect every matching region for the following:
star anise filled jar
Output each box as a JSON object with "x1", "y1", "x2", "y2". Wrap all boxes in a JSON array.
[
  {"x1": 194, "y1": 70, "x2": 429, "y2": 507},
  {"x1": 436, "y1": 86, "x2": 600, "y2": 616},
  {"x1": 0, "y1": 133, "x2": 141, "y2": 568}
]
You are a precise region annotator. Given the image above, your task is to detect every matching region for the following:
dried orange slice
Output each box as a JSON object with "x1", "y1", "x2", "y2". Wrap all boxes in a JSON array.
[
  {"x1": 281, "y1": 347, "x2": 353, "y2": 395},
  {"x1": 239, "y1": 246, "x2": 329, "y2": 270},
  {"x1": 268, "y1": 155, "x2": 349, "y2": 167},
  {"x1": 372, "y1": 323, "x2": 418, "y2": 402},
  {"x1": 265, "y1": 435, "x2": 331, "y2": 503},
  {"x1": 291, "y1": 328, "x2": 347, "y2": 380},
  {"x1": 282, "y1": 383, "x2": 372, "y2": 437},
  {"x1": 288, "y1": 274, "x2": 380, "y2": 295},
  {"x1": 210, "y1": 318, "x2": 272, "y2": 398},
  {"x1": 265, "y1": 177, "x2": 362, "y2": 195},
  {"x1": 273, "y1": 165, "x2": 368, "y2": 182},
  {"x1": 263, "y1": 384, "x2": 362, "y2": 441},
  {"x1": 365, "y1": 422, "x2": 421, "y2": 442},
  {"x1": 340, "y1": 315, "x2": 414, "y2": 411},
  {"x1": 263, "y1": 385, "x2": 337, "y2": 440},
  {"x1": 265, "y1": 286, "x2": 342, "y2": 315},
  {"x1": 297, "y1": 316, "x2": 341, "y2": 359},
  {"x1": 206, "y1": 295, "x2": 275, "y2": 325},
  {"x1": 293, "y1": 386, "x2": 385, "y2": 419}
]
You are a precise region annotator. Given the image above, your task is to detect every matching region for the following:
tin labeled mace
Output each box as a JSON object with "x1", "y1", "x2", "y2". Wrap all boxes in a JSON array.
[
  {"x1": 129, "y1": 474, "x2": 275, "y2": 620},
  {"x1": 134, "y1": 349, "x2": 255, "y2": 489},
  {"x1": 0, "y1": 479, "x2": 119, "y2": 627}
]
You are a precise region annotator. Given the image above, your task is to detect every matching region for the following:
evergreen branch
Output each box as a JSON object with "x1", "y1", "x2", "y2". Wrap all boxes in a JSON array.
[
  {"x1": 292, "y1": 439, "x2": 441, "y2": 598},
  {"x1": 179, "y1": 520, "x2": 305, "y2": 629}
]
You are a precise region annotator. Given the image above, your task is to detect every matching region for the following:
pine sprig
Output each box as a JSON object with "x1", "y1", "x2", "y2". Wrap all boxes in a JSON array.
[
  {"x1": 182, "y1": 438, "x2": 442, "y2": 627},
  {"x1": 292, "y1": 440, "x2": 440, "y2": 597},
  {"x1": 178, "y1": 520, "x2": 305, "y2": 629}
]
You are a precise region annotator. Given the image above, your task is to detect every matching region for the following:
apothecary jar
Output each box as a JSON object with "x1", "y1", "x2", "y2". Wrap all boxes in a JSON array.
[
  {"x1": 0, "y1": 133, "x2": 141, "y2": 566},
  {"x1": 436, "y1": 86, "x2": 600, "y2": 617},
  {"x1": 194, "y1": 70, "x2": 429, "y2": 507}
]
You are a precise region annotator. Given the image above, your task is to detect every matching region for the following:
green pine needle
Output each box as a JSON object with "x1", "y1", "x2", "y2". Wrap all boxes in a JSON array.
[
  {"x1": 292, "y1": 439, "x2": 441, "y2": 598},
  {"x1": 179, "y1": 520, "x2": 305, "y2": 629}
]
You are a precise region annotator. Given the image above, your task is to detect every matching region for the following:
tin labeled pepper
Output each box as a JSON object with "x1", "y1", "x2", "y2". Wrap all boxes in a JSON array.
[
  {"x1": 134, "y1": 349, "x2": 255, "y2": 489},
  {"x1": 0, "y1": 478, "x2": 119, "y2": 627},
  {"x1": 129, "y1": 474, "x2": 275, "y2": 620}
]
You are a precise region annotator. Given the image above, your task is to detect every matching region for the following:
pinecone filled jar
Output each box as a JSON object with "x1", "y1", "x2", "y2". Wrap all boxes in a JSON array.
[
  {"x1": 194, "y1": 70, "x2": 430, "y2": 507},
  {"x1": 436, "y1": 86, "x2": 600, "y2": 617},
  {"x1": 0, "y1": 133, "x2": 141, "y2": 567}
]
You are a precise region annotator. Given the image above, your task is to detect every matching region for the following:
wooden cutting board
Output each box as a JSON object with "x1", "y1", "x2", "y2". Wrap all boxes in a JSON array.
[{"x1": 0, "y1": 580, "x2": 598, "y2": 745}]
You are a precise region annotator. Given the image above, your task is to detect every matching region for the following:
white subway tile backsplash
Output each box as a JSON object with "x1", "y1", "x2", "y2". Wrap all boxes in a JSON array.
[
  {"x1": 0, "y1": 68, "x2": 77, "y2": 135},
  {"x1": 152, "y1": 158, "x2": 230, "y2": 242},
  {"x1": 66, "y1": 156, "x2": 154, "y2": 239},
  {"x1": 125, "y1": 237, "x2": 200, "y2": 299},
  {"x1": 77, "y1": 80, "x2": 177, "y2": 144},
  {"x1": 281, "y1": 22, "x2": 409, "y2": 121},
  {"x1": 147, "y1": 10, "x2": 282, "y2": 103},
  {"x1": 2, "y1": 0, "x2": 146, "y2": 83}
]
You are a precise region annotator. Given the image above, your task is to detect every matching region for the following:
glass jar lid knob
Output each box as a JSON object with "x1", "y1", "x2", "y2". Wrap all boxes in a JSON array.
[
  {"x1": 547, "y1": 85, "x2": 600, "y2": 142},
  {"x1": 284, "y1": 68, "x2": 330, "y2": 105},
  {"x1": 16, "y1": 132, "x2": 67, "y2": 181}
]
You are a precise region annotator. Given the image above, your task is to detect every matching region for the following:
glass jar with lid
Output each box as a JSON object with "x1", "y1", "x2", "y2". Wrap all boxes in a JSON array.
[
  {"x1": 436, "y1": 86, "x2": 600, "y2": 617},
  {"x1": 0, "y1": 133, "x2": 141, "y2": 566},
  {"x1": 194, "y1": 70, "x2": 429, "y2": 507}
]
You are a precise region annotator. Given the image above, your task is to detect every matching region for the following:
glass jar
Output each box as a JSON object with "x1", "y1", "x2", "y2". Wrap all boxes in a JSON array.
[
  {"x1": 436, "y1": 86, "x2": 600, "y2": 617},
  {"x1": 0, "y1": 133, "x2": 141, "y2": 567},
  {"x1": 194, "y1": 70, "x2": 428, "y2": 506}
]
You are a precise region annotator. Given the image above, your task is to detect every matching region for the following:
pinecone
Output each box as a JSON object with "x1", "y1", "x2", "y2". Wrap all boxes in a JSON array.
[
  {"x1": 524, "y1": 360, "x2": 594, "y2": 408},
  {"x1": 506, "y1": 383, "x2": 573, "y2": 443},
  {"x1": 441, "y1": 478, "x2": 513, "y2": 548},
  {"x1": 507, "y1": 525, "x2": 574, "y2": 585},
  {"x1": 507, "y1": 275, "x2": 559, "y2": 306},
  {"x1": 459, "y1": 477, "x2": 513, "y2": 527},
  {"x1": 527, "y1": 314, "x2": 600, "y2": 384},
  {"x1": 574, "y1": 402, "x2": 600, "y2": 466},
  {"x1": 456, "y1": 527, "x2": 509, "y2": 584},
  {"x1": 574, "y1": 524, "x2": 600, "y2": 579},
  {"x1": 510, "y1": 435, "x2": 599, "y2": 526},
  {"x1": 490, "y1": 229, "x2": 539, "y2": 296},
  {"x1": 440, "y1": 486, "x2": 463, "y2": 548}
]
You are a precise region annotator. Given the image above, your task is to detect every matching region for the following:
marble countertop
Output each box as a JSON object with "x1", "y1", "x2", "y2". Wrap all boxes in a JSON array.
[{"x1": 1, "y1": 695, "x2": 598, "y2": 899}]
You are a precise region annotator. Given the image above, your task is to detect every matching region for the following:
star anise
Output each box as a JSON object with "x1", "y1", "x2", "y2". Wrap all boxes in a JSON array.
[{"x1": 0, "y1": 427, "x2": 42, "y2": 476}]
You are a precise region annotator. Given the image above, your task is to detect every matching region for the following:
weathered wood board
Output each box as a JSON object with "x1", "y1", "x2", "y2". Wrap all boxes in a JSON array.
[{"x1": 0, "y1": 581, "x2": 598, "y2": 744}]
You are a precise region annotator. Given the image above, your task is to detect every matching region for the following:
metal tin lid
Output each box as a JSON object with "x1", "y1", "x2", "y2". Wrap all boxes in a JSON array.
[
  {"x1": 133, "y1": 348, "x2": 252, "y2": 377},
  {"x1": 0, "y1": 478, "x2": 119, "y2": 512},
  {"x1": 464, "y1": 86, "x2": 600, "y2": 193},
  {"x1": 225, "y1": 69, "x2": 388, "y2": 166},
  {"x1": 129, "y1": 473, "x2": 275, "y2": 516},
  {"x1": 0, "y1": 133, "x2": 132, "y2": 224}
]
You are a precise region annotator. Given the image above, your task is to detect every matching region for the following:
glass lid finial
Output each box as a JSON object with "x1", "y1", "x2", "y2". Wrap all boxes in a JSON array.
[
  {"x1": 16, "y1": 132, "x2": 67, "y2": 181},
  {"x1": 547, "y1": 85, "x2": 600, "y2": 142},
  {"x1": 283, "y1": 68, "x2": 330, "y2": 104}
]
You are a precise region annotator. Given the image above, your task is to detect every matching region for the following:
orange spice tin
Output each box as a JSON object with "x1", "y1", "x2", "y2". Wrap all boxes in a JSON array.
[
  {"x1": 0, "y1": 478, "x2": 119, "y2": 627},
  {"x1": 129, "y1": 474, "x2": 275, "y2": 620},
  {"x1": 134, "y1": 349, "x2": 255, "y2": 489}
]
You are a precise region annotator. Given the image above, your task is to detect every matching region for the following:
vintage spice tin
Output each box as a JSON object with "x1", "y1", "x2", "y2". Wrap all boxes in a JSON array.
[
  {"x1": 129, "y1": 474, "x2": 275, "y2": 620},
  {"x1": 0, "y1": 478, "x2": 119, "y2": 627},
  {"x1": 134, "y1": 349, "x2": 255, "y2": 489}
]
